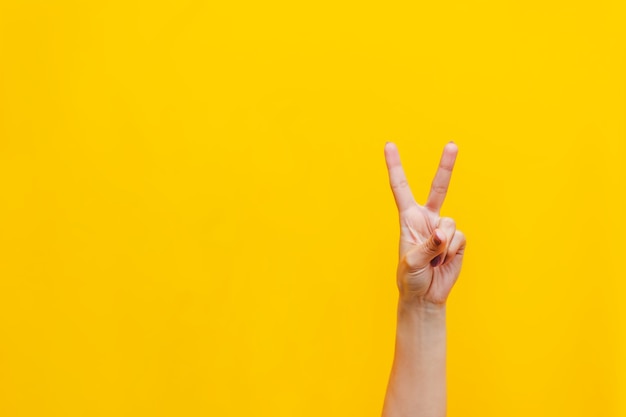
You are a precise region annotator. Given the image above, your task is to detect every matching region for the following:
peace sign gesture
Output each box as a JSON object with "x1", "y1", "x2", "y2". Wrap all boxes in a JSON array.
[{"x1": 384, "y1": 142, "x2": 466, "y2": 306}]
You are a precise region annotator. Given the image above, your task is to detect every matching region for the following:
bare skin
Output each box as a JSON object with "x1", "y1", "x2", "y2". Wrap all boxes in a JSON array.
[{"x1": 381, "y1": 142, "x2": 466, "y2": 417}]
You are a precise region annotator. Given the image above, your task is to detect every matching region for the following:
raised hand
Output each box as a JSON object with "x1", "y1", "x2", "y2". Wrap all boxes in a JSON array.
[{"x1": 384, "y1": 142, "x2": 466, "y2": 306}]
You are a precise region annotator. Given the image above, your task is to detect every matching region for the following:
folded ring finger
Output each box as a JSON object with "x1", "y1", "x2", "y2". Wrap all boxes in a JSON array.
[{"x1": 431, "y1": 217, "x2": 456, "y2": 267}]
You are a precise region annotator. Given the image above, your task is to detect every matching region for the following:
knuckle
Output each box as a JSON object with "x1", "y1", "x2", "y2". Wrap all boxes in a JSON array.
[
  {"x1": 401, "y1": 248, "x2": 431, "y2": 272},
  {"x1": 426, "y1": 241, "x2": 439, "y2": 253},
  {"x1": 430, "y1": 183, "x2": 448, "y2": 194},
  {"x1": 401, "y1": 252, "x2": 419, "y2": 270},
  {"x1": 391, "y1": 179, "x2": 409, "y2": 191},
  {"x1": 439, "y1": 217, "x2": 456, "y2": 229},
  {"x1": 443, "y1": 253, "x2": 455, "y2": 266},
  {"x1": 439, "y1": 161, "x2": 453, "y2": 172}
]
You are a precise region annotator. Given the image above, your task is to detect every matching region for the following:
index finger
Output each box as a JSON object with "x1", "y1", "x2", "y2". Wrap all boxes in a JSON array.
[
  {"x1": 384, "y1": 142, "x2": 416, "y2": 212},
  {"x1": 425, "y1": 141, "x2": 458, "y2": 213}
]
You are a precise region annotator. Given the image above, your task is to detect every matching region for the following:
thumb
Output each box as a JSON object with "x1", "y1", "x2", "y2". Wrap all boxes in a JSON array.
[{"x1": 404, "y1": 229, "x2": 446, "y2": 270}]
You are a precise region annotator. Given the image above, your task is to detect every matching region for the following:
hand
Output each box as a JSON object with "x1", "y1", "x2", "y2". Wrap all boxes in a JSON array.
[{"x1": 384, "y1": 141, "x2": 466, "y2": 306}]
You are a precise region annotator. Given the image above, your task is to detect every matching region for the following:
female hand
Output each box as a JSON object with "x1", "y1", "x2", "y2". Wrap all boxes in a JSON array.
[{"x1": 384, "y1": 142, "x2": 466, "y2": 306}]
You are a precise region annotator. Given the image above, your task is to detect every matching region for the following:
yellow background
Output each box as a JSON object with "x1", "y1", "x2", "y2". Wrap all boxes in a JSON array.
[{"x1": 0, "y1": 1, "x2": 625, "y2": 416}]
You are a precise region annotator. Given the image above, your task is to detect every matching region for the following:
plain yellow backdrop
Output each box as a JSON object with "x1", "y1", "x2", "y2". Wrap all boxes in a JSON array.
[{"x1": 0, "y1": 1, "x2": 625, "y2": 416}]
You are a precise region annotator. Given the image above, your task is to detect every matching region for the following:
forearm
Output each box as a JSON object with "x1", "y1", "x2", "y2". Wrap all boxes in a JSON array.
[{"x1": 381, "y1": 300, "x2": 447, "y2": 417}]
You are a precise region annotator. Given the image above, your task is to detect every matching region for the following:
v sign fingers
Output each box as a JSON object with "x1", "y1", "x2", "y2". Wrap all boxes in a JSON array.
[
  {"x1": 424, "y1": 141, "x2": 458, "y2": 214},
  {"x1": 384, "y1": 142, "x2": 417, "y2": 213}
]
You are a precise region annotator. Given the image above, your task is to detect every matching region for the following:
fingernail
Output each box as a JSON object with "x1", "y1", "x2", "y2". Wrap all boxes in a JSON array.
[
  {"x1": 430, "y1": 255, "x2": 441, "y2": 267},
  {"x1": 449, "y1": 140, "x2": 455, "y2": 144},
  {"x1": 433, "y1": 230, "x2": 443, "y2": 245}
]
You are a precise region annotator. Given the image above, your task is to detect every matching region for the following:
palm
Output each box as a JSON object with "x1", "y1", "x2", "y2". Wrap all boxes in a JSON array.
[{"x1": 385, "y1": 142, "x2": 466, "y2": 305}]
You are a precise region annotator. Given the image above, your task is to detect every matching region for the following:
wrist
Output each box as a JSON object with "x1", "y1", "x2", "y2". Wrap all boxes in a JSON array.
[
  {"x1": 395, "y1": 296, "x2": 446, "y2": 347},
  {"x1": 397, "y1": 297, "x2": 447, "y2": 322},
  {"x1": 398, "y1": 296, "x2": 446, "y2": 314}
]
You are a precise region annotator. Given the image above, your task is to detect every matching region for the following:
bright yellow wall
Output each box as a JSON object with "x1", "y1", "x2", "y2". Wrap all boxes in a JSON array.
[{"x1": 0, "y1": 1, "x2": 625, "y2": 416}]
